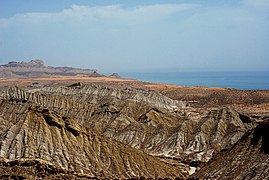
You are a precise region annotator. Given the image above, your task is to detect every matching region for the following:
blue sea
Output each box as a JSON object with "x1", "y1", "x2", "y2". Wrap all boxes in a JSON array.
[{"x1": 121, "y1": 72, "x2": 269, "y2": 90}]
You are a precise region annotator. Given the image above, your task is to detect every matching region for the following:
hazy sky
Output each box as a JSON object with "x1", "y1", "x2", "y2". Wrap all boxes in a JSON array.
[{"x1": 0, "y1": 0, "x2": 269, "y2": 73}]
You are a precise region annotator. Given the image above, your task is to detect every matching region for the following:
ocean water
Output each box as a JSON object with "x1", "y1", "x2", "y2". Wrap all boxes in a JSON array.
[{"x1": 121, "y1": 72, "x2": 269, "y2": 90}]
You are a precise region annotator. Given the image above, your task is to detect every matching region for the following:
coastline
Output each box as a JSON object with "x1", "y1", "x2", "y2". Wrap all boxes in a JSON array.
[{"x1": 121, "y1": 71, "x2": 269, "y2": 90}]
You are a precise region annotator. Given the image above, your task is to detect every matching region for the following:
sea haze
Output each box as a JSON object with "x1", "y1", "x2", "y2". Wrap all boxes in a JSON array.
[{"x1": 122, "y1": 72, "x2": 269, "y2": 90}]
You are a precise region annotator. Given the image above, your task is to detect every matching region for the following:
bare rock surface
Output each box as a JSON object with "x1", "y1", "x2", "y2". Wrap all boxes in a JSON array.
[
  {"x1": 0, "y1": 158, "x2": 94, "y2": 179},
  {"x1": 191, "y1": 120, "x2": 269, "y2": 179},
  {"x1": 0, "y1": 84, "x2": 262, "y2": 179},
  {"x1": 31, "y1": 85, "x2": 256, "y2": 162},
  {"x1": 0, "y1": 91, "x2": 188, "y2": 179}
]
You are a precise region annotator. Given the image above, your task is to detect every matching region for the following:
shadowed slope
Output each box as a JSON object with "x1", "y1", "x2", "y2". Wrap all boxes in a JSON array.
[
  {"x1": 191, "y1": 121, "x2": 269, "y2": 179},
  {"x1": 0, "y1": 97, "x2": 188, "y2": 179},
  {"x1": 1, "y1": 85, "x2": 256, "y2": 168}
]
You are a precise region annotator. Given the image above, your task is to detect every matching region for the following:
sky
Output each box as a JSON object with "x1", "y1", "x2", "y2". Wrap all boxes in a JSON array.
[{"x1": 0, "y1": 0, "x2": 269, "y2": 73}]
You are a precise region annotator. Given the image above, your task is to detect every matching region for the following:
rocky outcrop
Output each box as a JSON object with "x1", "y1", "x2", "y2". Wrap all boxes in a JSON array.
[
  {"x1": 0, "y1": 83, "x2": 264, "y2": 178},
  {"x1": 0, "y1": 97, "x2": 188, "y2": 179},
  {"x1": 109, "y1": 73, "x2": 121, "y2": 78},
  {"x1": 1, "y1": 85, "x2": 257, "y2": 165},
  {"x1": 191, "y1": 121, "x2": 269, "y2": 179},
  {"x1": 0, "y1": 60, "x2": 102, "y2": 78},
  {"x1": 6, "y1": 59, "x2": 45, "y2": 67},
  {"x1": 29, "y1": 85, "x2": 256, "y2": 162},
  {"x1": 39, "y1": 84, "x2": 186, "y2": 111}
]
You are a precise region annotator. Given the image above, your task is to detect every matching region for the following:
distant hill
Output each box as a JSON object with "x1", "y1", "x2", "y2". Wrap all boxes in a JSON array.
[
  {"x1": 109, "y1": 73, "x2": 121, "y2": 78},
  {"x1": 0, "y1": 59, "x2": 103, "y2": 78}
]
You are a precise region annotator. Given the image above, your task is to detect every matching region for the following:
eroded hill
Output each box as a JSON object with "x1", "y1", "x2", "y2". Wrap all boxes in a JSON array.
[
  {"x1": 0, "y1": 87, "x2": 188, "y2": 179},
  {"x1": 0, "y1": 60, "x2": 269, "y2": 179},
  {"x1": 0, "y1": 82, "x2": 267, "y2": 179}
]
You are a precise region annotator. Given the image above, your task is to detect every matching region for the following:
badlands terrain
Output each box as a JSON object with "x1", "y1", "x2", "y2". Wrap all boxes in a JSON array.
[{"x1": 0, "y1": 60, "x2": 269, "y2": 179}]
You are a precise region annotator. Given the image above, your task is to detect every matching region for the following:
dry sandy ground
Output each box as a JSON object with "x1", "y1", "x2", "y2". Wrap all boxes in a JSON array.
[{"x1": 0, "y1": 76, "x2": 136, "y2": 86}]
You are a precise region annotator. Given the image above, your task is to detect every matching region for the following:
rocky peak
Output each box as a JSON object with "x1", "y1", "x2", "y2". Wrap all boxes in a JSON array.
[
  {"x1": 7, "y1": 59, "x2": 45, "y2": 67},
  {"x1": 109, "y1": 73, "x2": 121, "y2": 78},
  {"x1": 0, "y1": 60, "x2": 102, "y2": 78},
  {"x1": 29, "y1": 59, "x2": 45, "y2": 67}
]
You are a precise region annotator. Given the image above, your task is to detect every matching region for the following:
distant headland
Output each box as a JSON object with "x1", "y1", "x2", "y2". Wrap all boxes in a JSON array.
[{"x1": 0, "y1": 59, "x2": 102, "y2": 78}]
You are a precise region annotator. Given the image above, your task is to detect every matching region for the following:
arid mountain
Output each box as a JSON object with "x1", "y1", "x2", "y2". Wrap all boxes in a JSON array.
[
  {"x1": 0, "y1": 60, "x2": 102, "y2": 78},
  {"x1": 0, "y1": 61, "x2": 268, "y2": 179},
  {"x1": 0, "y1": 87, "x2": 188, "y2": 179},
  {"x1": 0, "y1": 82, "x2": 267, "y2": 179},
  {"x1": 109, "y1": 73, "x2": 121, "y2": 78}
]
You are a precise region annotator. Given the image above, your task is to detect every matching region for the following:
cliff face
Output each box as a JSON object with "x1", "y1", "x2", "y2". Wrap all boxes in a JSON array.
[
  {"x1": 0, "y1": 60, "x2": 101, "y2": 78},
  {"x1": 0, "y1": 83, "x2": 260, "y2": 178}
]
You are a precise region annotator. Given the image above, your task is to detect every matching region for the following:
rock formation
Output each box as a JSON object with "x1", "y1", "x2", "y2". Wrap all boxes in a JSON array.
[
  {"x1": 191, "y1": 120, "x2": 269, "y2": 179},
  {"x1": 0, "y1": 82, "x2": 264, "y2": 179},
  {"x1": 109, "y1": 73, "x2": 121, "y2": 78},
  {"x1": 0, "y1": 88, "x2": 188, "y2": 179},
  {"x1": 6, "y1": 59, "x2": 45, "y2": 67},
  {"x1": 0, "y1": 60, "x2": 102, "y2": 78}
]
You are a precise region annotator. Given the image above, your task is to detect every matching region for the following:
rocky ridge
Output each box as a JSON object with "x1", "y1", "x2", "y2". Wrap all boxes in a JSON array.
[
  {"x1": 0, "y1": 83, "x2": 262, "y2": 178},
  {"x1": 109, "y1": 73, "x2": 121, "y2": 78},
  {"x1": 0, "y1": 60, "x2": 102, "y2": 78},
  {"x1": 0, "y1": 90, "x2": 188, "y2": 179},
  {"x1": 191, "y1": 120, "x2": 269, "y2": 179}
]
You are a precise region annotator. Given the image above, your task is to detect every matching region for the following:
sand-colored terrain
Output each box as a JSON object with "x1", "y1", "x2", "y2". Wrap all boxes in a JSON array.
[{"x1": 1, "y1": 75, "x2": 269, "y2": 118}]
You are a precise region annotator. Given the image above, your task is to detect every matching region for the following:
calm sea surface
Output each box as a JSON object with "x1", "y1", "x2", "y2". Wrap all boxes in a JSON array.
[{"x1": 121, "y1": 72, "x2": 269, "y2": 90}]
